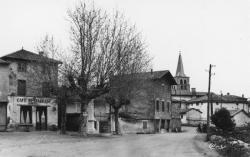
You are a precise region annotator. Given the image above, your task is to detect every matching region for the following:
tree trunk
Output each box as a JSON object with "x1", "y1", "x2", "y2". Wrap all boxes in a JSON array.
[
  {"x1": 59, "y1": 87, "x2": 67, "y2": 134},
  {"x1": 114, "y1": 108, "x2": 119, "y2": 135},
  {"x1": 60, "y1": 99, "x2": 66, "y2": 134},
  {"x1": 79, "y1": 99, "x2": 88, "y2": 136}
]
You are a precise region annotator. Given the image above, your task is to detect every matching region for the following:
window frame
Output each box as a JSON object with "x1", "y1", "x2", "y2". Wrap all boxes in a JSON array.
[{"x1": 18, "y1": 62, "x2": 27, "y2": 72}]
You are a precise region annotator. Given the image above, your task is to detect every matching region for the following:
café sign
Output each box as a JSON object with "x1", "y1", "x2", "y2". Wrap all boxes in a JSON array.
[{"x1": 14, "y1": 96, "x2": 54, "y2": 106}]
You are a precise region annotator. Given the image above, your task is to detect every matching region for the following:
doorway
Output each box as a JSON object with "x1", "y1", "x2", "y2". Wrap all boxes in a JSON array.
[
  {"x1": 36, "y1": 106, "x2": 47, "y2": 130},
  {"x1": 0, "y1": 103, "x2": 7, "y2": 131}
]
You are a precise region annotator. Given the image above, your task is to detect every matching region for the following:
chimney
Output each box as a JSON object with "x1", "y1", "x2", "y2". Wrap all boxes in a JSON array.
[
  {"x1": 227, "y1": 92, "x2": 230, "y2": 96},
  {"x1": 242, "y1": 94, "x2": 244, "y2": 98},
  {"x1": 39, "y1": 51, "x2": 44, "y2": 56},
  {"x1": 191, "y1": 88, "x2": 196, "y2": 95},
  {"x1": 151, "y1": 69, "x2": 153, "y2": 74}
]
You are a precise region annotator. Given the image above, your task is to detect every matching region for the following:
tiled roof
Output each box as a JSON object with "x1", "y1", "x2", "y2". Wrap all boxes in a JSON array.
[
  {"x1": 114, "y1": 70, "x2": 177, "y2": 85},
  {"x1": 180, "y1": 108, "x2": 202, "y2": 114},
  {"x1": 1, "y1": 49, "x2": 61, "y2": 64},
  {"x1": 229, "y1": 109, "x2": 250, "y2": 118},
  {"x1": 188, "y1": 93, "x2": 248, "y2": 103},
  {"x1": 0, "y1": 59, "x2": 9, "y2": 64}
]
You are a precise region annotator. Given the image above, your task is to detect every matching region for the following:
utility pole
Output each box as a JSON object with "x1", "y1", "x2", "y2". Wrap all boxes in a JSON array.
[{"x1": 206, "y1": 64, "x2": 215, "y2": 141}]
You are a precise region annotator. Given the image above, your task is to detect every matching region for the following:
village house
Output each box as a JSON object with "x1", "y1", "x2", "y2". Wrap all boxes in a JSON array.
[
  {"x1": 0, "y1": 49, "x2": 61, "y2": 131},
  {"x1": 180, "y1": 108, "x2": 203, "y2": 125},
  {"x1": 186, "y1": 93, "x2": 250, "y2": 126},
  {"x1": 111, "y1": 70, "x2": 179, "y2": 133},
  {"x1": 0, "y1": 59, "x2": 9, "y2": 131}
]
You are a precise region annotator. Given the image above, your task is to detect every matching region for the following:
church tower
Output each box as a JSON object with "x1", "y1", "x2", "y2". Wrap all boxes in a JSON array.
[{"x1": 172, "y1": 53, "x2": 190, "y2": 95}]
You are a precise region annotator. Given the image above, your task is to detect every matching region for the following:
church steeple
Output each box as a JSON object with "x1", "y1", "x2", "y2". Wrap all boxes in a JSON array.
[{"x1": 176, "y1": 53, "x2": 186, "y2": 77}]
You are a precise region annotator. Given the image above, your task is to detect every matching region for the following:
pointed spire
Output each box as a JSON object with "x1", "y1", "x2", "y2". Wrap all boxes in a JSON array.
[{"x1": 176, "y1": 52, "x2": 186, "y2": 77}]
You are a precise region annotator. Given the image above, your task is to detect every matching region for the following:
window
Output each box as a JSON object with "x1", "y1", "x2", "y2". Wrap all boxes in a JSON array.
[
  {"x1": 17, "y1": 80, "x2": 26, "y2": 96},
  {"x1": 20, "y1": 106, "x2": 32, "y2": 124},
  {"x1": 9, "y1": 75, "x2": 14, "y2": 86},
  {"x1": 94, "y1": 121, "x2": 97, "y2": 130},
  {"x1": 184, "y1": 80, "x2": 187, "y2": 84},
  {"x1": 18, "y1": 62, "x2": 27, "y2": 72},
  {"x1": 143, "y1": 121, "x2": 147, "y2": 129},
  {"x1": 167, "y1": 102, "x2": 170, "y2": 112},
  {"x1": 156, "y1": 100, "x2": 160, "y2": 112},
  {"x1": 162, "y1": 101, "x2": 165, "y2": 112},
  {"x1": 42, "y1": 82, "x2": 50, "y2": 97}
]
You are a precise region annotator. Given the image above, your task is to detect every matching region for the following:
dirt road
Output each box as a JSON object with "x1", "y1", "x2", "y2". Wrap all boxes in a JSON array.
[{"x1": 0, "y1": 127, "x2": 219, "y2": 157}]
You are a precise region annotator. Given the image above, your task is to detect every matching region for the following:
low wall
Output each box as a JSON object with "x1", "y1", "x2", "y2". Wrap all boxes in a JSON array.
[{"x1": 119, "y1": 118, "x2": 155, "y2": 134}]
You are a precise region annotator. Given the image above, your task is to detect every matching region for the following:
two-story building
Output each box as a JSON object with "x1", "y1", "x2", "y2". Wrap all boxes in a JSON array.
[
  {"x1": 111, "y1": 70, "x2": 179, "y2": 133},
  {"x1": 186, "y1": 93, "x2": 250, "y2": 126},
  {"x1": 0, "y1": 59, "x2": 9, "y2": 131},
  {"x1": 0, "y1": 49, "x2": 61, "y2": 131}
]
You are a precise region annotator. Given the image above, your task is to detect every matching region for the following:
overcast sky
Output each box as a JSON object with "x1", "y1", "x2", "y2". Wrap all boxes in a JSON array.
[{"x1": 0, "y1": 0, "x2": 250, "y2": 97}]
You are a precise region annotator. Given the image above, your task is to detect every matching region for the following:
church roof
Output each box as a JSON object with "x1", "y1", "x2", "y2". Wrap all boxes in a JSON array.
[{"x1": 175, "y1": 53, "x2": 186, "y2": 77}]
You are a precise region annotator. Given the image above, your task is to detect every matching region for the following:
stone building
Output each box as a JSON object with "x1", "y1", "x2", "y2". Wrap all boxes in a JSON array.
[
  {"x1": 0, "y1": 49, "x2": 61, "y2": 131},
  {"x1": 0, "y1": 59, "x2": 9, "y2": 130},
  {"x1": 187, "y1": 93, "x2": 250, "y2": 123},
  {"x1": 111, "y1": 70, "x2": 179, "y2": 133}
]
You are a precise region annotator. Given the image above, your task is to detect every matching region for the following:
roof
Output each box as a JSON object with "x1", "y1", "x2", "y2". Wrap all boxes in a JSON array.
[
  {"x1": 180, "y1": 108, "x2": 202, "y2": 114},
  {"x1": 0, "y1": 59, "x2": 9, "y2": 64},
  {"x1": 115, "y1": 70, "x2": 177, "y2": 85},
  {"x1": 175, "y1": 53, "x2": 186, "y2": 77},
  {"x1": 230, "y1": 109, "x2": 250, "y2": 118},
  {"x1": 1, "y1": 49, "x2": 61, "y2": 64},
  {"x1": 188, "y1": 93, "x2": 248, "y2": 104}
]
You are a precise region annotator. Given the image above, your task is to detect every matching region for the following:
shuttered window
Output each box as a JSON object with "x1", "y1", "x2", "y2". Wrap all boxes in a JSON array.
[
  {"x1": 156, "y1": 100, "x2": 160, "y2": 112},
  {"x1": 162, "y1": 101, "x2": 165, "y2": 112},
  {"x1": 17, "y1": 80, "x2": 26, "y2": 96},
  {"x1": 42, "y1": 82, "x2": 50, "y2": 97}
]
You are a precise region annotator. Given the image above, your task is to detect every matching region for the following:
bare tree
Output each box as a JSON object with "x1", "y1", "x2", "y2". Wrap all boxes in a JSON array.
[{"x1": 66, "y1": 2, "x2": 151, "y2": 135}]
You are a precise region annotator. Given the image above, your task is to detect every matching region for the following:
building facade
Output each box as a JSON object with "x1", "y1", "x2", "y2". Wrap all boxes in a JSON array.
[
  {"x1": 111, "y1": 70, "x2": 179, "y2": 133},
  {"x1": 0, "y1": 49, "x2": 60, "y2": 131},
  {"x1": 187, "y1": 93, "x2": 250, "y2": 125}
]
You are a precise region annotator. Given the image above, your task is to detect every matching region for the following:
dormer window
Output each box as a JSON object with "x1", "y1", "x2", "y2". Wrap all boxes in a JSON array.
[{"x1": 18, "y1": 62, "x2": 27, "y2": 72}]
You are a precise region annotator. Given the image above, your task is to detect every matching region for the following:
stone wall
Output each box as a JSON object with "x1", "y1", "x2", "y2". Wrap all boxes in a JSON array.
[{"x1": 0, "y1": 64, "x2": 9, "y2": 102}]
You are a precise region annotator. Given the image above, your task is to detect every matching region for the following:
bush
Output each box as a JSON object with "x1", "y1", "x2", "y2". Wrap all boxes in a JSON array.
[
  {"x1": 211, "y1": 108, "x2": 235, "y2": 132},
  {"x1": 211, "y1": 136, "x2": 249, "y2": 157}
]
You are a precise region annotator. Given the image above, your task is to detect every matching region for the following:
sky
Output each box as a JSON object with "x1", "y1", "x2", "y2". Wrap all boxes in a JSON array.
[{"x1": 0, "y1": 0, "x2": 250, "y2": 97}]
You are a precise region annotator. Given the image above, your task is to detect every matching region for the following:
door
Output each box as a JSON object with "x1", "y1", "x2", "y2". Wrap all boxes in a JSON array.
[
  {"x1": 36, "y1": 107, "x2": 47, "y2": 130},
  {"x1": 99, "y1": 121, "x2": 110, "y2": 133},
  {"x1": 0, "y1": 103, "x2": 7, "y2": 131}
]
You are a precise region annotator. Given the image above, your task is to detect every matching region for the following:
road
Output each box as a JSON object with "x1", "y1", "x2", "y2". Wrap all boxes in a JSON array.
[{"x1": 0, "y1": 127, "x2": 220, "y2": 157}]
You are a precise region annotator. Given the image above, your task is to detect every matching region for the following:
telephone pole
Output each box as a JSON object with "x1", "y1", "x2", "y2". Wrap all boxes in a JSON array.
[{"x1": 206, "y1": 64, "x2": 215, "y2": 141}]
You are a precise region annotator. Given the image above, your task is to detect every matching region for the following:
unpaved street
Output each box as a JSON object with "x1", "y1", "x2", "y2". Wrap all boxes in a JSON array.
[{"x1": 0, "y1": 127, "x2": 219, "y2": 157}]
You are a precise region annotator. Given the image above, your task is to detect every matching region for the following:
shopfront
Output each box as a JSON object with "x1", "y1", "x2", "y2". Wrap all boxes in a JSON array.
[{"x1": 7, "y1": 96, "x2": 57, "y2": 131}]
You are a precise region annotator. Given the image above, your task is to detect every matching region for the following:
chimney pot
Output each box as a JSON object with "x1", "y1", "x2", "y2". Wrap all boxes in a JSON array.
[
  {"x1": 227, "y1": 92, "x2": 230, "y2": 95},
  {"x1": 242, "y1": 94, "x2": 244, "y2": 98},
  {"x1": 151, "y1": 69, "x2": 153, "y2": 74},
  {"x1": 39, "y1": 51, "x2": 44, "y2": 56}
]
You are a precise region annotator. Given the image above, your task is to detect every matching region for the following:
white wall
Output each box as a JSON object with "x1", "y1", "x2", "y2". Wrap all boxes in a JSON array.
[
  {"x1": 233, "y1": 112, "x2": 250, "y2": 127},
  {"x1": 188, "y1": 102, "x2": 249, "y2": 120}
]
